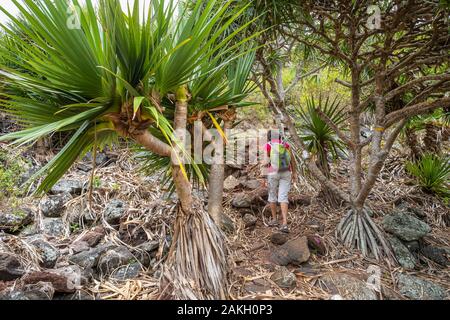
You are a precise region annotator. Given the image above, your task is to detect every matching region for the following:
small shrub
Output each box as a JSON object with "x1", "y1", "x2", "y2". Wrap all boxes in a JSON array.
[{"x1": 406, "y1": 153, "x2": 450, "y2": 198}]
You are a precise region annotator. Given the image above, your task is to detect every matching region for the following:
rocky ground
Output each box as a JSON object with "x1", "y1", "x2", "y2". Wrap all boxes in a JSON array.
[{"x1": 0, "y1": 145, "x2": 449, "y2": 300}]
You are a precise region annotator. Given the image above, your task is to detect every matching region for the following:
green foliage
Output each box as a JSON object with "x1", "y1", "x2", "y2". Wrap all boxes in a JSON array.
[
  {"x1": 0, "y1": 149, "x2": 29, "y2": 201},
  {"x1": 294, "y1": 95, "x2": 347, "y2": 160},
  {"x1": 406, "y1": 154, "x2": 450, "y2": 198},
  {"x1": 289, "y1": 67, "x2": 351, "y2": 108},
  {"x1": 0, "y1": 0, "x2": 257, "y2": 194}
]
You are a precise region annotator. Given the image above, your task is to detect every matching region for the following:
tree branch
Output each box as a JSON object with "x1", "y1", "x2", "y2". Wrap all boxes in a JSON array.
[{"x1": 384, "y1": 97, "x2": 450, "y2": 128}]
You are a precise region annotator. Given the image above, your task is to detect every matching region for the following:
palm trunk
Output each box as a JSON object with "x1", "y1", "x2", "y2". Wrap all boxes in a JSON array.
[
  {"x1": 317, "y1": 145, "x2": 340, "y2": 206},
  {"x1": 423, "y1": 122, "x2": 441, "y2": 155},
  {"x1": 405, "y1": 127, "x2": 423, "y2": 161},
  {"x1": 163, "y1": 86, "x2": 228, "y2": 300}
]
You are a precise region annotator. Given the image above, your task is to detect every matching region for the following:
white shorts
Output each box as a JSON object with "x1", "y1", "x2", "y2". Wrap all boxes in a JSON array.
[{"x1": 268, "y1": 171, "x2": 291, "y2": 203}]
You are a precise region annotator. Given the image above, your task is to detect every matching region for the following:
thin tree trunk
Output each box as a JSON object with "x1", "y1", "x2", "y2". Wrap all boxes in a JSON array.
[{"x1": 208, "y1": 119, "x2": 232, "y2": 226}]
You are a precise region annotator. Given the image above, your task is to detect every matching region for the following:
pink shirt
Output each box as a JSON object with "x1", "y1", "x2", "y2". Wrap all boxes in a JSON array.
[{"x1": 264, "y1": 139, "x2": 291, "y2": 174}]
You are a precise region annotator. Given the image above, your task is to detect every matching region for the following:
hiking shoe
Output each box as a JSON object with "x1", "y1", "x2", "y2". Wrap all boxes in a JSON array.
[
  {"x1": 280, "y1": 224, "x2": 289, "y2": 233},
  {"x1": 268, "y1": 219, "x2": 279, "y2": 227}
]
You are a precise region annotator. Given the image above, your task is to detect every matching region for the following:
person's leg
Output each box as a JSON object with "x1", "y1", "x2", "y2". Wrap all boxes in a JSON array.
[
  {"x1": 267, "y1": 173, "x2": 280, "y2": 225},
  {"x1": 278, "y1": 171, "x2": 292, "y2": 232},
  {"x1": 270, "y1": 202, "x2": 278, "y2": 220},
  {"x1": 280, "y1": 202, "x2": 288, "y2": 226}
]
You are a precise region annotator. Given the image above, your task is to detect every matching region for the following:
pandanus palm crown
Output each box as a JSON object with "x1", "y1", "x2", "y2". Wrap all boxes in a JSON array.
[{"x1": 0, "y1": 0, "x2": 258, "y2": 192}]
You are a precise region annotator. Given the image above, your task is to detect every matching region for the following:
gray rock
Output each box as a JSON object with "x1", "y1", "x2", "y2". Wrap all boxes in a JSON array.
[
  {"x1": 103, "y1": 200, "x2": 126, "y2": 225},
  {"x1": 396, "y1": 203, "x2": 426, "y2": 219},
  {"x1": 404, "y1": 240, "x2": 420, "y2": 253},
  {"x1": 0, "y1": 208, "x2": 34, "y2": 233},
  {"x1": 321, "y1": 272, "x2": 378, "y2": 300},
  {"x1": 70, "y1": 241, "x2": 91, "y2": 254},
  {"x1": 242, "y1": 214, "x2": 257, "y2": 228},
  {"x1": 132, "y1": 240, "x2": 159, "y2": 267},
  {"x1": 28, "y1": 237, "x2": 60, "y2": 268},
  {"x1": 231, "y1": 194, "x2": 251, "y2": 208},
  {"x1": 270, "y1": 236, "x2": 310, "y2": 266},
  {"x1": 76, "y1": 163, "x2": 93, "y2": 173},
  {"x1": 221, "y1": 214, "x2": 235, "y2": 233},
  {"x1": 241, "y1": 179, "x2": 261, "y2": 190},
  {"x1": 242, "y1": 213, "x2": 258, "y2": 228},
  {"x1": 270, "y1": 267, "x2": 296, "y2": 289},
  {"x1": 39, "y1": 193, "x2": 71, "y2": 218},
  {"x1": 19, "y1": 166, "x2": 40, "y2": 186},
  {"x1": 382, "y1": 212, "x2": 431, "y2": 241},
  {"x1": 83, "y1": 151, "x2": 109, "y2": 166},
  {"x1": 110, "y1": 263, "x2": 141, "y2": 280},
  {"x1": 0, "y1": 282, "x2": 54, "y2": 300},
  {"x1": 388, "y1": 236, "x2": 416, "y2": 270},
  {"x1": 420, "y1": 246, "x2": 448, "y2": 267},
  {"x1": 97, "y1": 246, "x2": 135, "y2": 275},
  {"x1": 0, "y1": 253, "x2": 24, "y2": 281},
  {"x1": 270, "y1": 233, "x2": 288, "y2": 245},
  {"x1": 244, "y1": 278, "x2": 272, "y2": 294},
  {"x1": 53, "y1": 265, "x2": 91, "y2": 289},
  {"x1": 69, "y1": 242, "x2": 116, "y2": 269},
  {"x1": 223, "y1": 175, "x2": 240, "y2": 191},
  {"x1": 42, "y1": 218, "x2": 66, "y2": 238},
  {"x1": 19, "y1": 224, "x2": 39, "y2": 237},
  {"x1": 397, "y1": 273, "x2": 447, "y2": 300},
  {"x1": 51, "y1": 180, "x2": 84, "y2": 195},
  {"x1": 137, "y1": 240, "x2": 160, "y2": 253}
]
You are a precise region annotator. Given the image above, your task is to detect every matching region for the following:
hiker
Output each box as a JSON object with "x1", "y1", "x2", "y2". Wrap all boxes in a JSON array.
[{"x1": 262, "y1": 129, "x2": 297, "y2": 233}]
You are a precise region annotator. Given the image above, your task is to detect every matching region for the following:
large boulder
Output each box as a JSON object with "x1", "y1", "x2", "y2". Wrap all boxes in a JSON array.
[
  {"x1": 382, "y1": 212, "x2": 431, "y2": 241},
  {"x1": 39, "y1": 193, "x2": 71, "y2": 218},
  {"x1": 0, "y1": 253, "x2": 24, "y2": 281},
  {"x1": 270, "y1": 236, "x2": 310, "y2": 266},
  {"x1": 103, "y1": 200, "x2": 126, "y2": 225},
  {"x1": 270, "y1": 267, "x2": 297, "y2": 289},
  {"x1": 397, "y1": 274, "x2": 447, "y2": 300},
  {"x1": 321, "y1": 272, "x2": 378, "y2": 300},
  {"x1": 97, "y1": 246, "x2": 135, "y2": 276},
  {"x1": 42, "y1": 218, "x2": 66, "y2": 238},
  {"x1": 0, "y1": 208, "x2": 34, "y2": 233},
  {"x1": 28, "y1": 237, "x2": 60, "y2": 268},
  {"x1": 51, "y1": 180, "x2": 85, "y2": 195},
  {"x1": 387, "y1": 236, "x2": 416, "y2": 270}
]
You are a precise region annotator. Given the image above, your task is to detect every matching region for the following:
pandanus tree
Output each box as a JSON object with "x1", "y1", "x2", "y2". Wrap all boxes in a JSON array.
[
  {"x1": 280, "y1": 0, "x2": 450, "y2": 259},
  {"x1": 247, "y1": 0, "x2": 450, "y2": 260},
  {"x1": 0, "y1": 0, "x2": 258, "y2": 299},
  {"x1": 294, "y1": 96, "x2": 347, "y2": 206}
]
